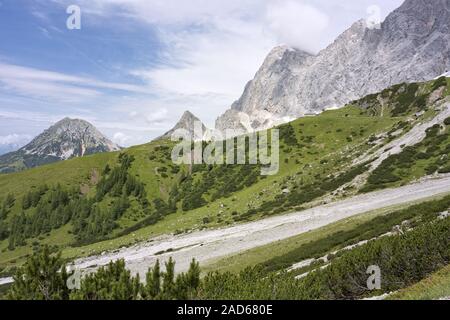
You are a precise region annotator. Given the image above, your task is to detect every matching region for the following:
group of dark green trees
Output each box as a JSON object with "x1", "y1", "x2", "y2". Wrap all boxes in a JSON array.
[
  {"x1": 172, "y1": 163, "x2": 262, "y2": 212},
  {"x1": 3, "y1": 153, "x2": 154, "y2": 249},
  {"x1": 7, "y1": 246, "x2": 200, "y2": 300},
  {"x1": 6, "y1": 213, "x2": 449, "y2": 300},
  {"x1": 0, "y1": 194, "x2": 15, "y2": 241},
  {"x1": 360, "y1": 77, "x2": 448, "y2": 117}
]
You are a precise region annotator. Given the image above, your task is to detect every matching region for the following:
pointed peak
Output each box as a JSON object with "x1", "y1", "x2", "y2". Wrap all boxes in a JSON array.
[
  {"x1": 266, "y1": 45, "x2": 312, "y2": 60},
  {"x1": 268, "y1": 45, "x2": 292, "y2": 56},
  {"x1": 180, "y1": 110, "x2": 198, "y2": 120},
  {"x1": 157, "y1": 111, "x2": 208, "y2": 141}
]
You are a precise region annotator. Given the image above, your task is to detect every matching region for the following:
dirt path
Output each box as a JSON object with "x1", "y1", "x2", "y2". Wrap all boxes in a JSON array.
[{"x1": 73, "y1": 174, "x2": 450, "y2": 278}]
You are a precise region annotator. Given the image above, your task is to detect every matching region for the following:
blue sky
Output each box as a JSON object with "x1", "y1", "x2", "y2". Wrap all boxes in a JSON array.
[{"x1": 0, "y1": 0, "x2": 403, "y2": 151}]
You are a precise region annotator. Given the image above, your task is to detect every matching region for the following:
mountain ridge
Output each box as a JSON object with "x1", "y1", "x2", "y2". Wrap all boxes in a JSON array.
[{"x1": 216, "y1": 0, "x2": 450, "y2": 133}]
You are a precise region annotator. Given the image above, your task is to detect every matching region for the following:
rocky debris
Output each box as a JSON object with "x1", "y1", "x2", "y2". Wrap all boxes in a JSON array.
[
  {"x1": 355, "y1": 100, "x2": 450, "y2": 171},
  {"x1": 438, "y1": 211, "x2": 450, "y2": 219},
  {"x1": 71, "y1": 175, "x2": 450, "y2": 277}
]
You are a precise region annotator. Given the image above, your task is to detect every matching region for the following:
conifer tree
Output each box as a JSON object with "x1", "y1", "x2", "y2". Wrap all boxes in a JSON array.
[
  {"x1": 70, "y1": 259, "x2": 141, "y2": 300},
  {"x1": 145, "y1": 259, "x2": 161, "y2": 299},
  {"x1": 7, "y1": 246, "x2": 70, "y2": 300},
  {"x1": 162, "y1": 257, "x2": 175, "y2": 298}
]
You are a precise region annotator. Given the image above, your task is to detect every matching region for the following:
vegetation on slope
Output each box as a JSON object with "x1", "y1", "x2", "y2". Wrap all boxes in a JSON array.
[
  {"x1": 5, "y1": 215, "x2": 449, "y2": 300},
  {"x1": 6, "y1": 246, "x2": 201, "y2": 300},
  {"x1": 362, "y1": 121, "x2": 450, "y2": 192},
  {"x1": 259, "y1": 194, "x2": 450, "y2": 273},
  {"x1": 0, "y1": 78, "x2": 448, "y2": 273},
  {"x1": 388, "y1": 264, "x2": 450, "y2": 300},
  {"x1": 200, "y1": 217, "x2": 450, "y2": 300}
]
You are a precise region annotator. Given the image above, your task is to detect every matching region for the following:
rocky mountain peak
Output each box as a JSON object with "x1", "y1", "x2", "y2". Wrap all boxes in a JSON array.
[
  {"x1": 179, "y1": 111, "x2": 200, "y2": 123},
  {"x1": 22, "y1": 118, "x2": 120, "y2": 158},
  {"x1": 158, "y1": 111, "x2": 208, "y2": 141},
  {"x1": 0, "y1": 118, "x2": 120, "y2": 173}
]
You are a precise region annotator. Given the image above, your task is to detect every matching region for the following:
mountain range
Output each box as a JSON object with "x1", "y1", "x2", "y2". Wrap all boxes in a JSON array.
[
  {"x1": 2, "y1": 0, "x2": 448, "y2": 173},
  {"x1": 215, "y1": 0, "x2": 450, "y2": 133},
  {"x1": 1, "y1": 0, "x2": 450, "y2": 301},
  {"x1": 1, "y1": 75, "x2": 449, "y2": 295}
]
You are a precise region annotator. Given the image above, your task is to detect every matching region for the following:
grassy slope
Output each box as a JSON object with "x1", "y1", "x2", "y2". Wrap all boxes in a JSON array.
[
  {"x1": 388, "y1": 264, "x2": 450, "y2": 300},
  {"x1": 0, "y1": 105, "x2": 399, "y2": 269},
  {"x1": 0, "y1": 152, "x2": 117, "y2": 197},
  {"x1": 0, "y1": 78, "x2": 448, "y2": 271},
  {"x1": 61, "y1": 107, "x2": 399, "y2": 260}
]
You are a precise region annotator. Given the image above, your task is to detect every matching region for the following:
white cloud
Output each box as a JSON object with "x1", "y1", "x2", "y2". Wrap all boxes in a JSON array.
[
  {"x1": 0, "y1": 133, "x2": 32, "y2": 146},
  {"x1": 1, "y1": 78, "x2": 100, "y2": 102},
  {"x1": 112, "y1": 132, "x2": 131, "y2": 146},
  {"x1": 54, "y1": 0, "x2": 276, "y2": 117},
  {"x1": 5, "y1": 0, "x2": 405, "y2": 146},
  {"x1": 0, "y1": 63, "x2": 150, "y2": 102},
  {"x1": 0, "y1": 109, "x2": 64, "y2": 124},
  {"x1": 144, "y1": 108, "x2": 168, "y2": 124},
  {"x1": 265, "y1": 1, "x2": 330, "y2": 53},
  {"x1": 127, "y1": 14, "x2": 275, "y2": 126},
  {"x1": 55, "y1": 0, "x2": 264, "y2": 26},
  {"x1": 132, "y1": 19, "x2": 273, "y2": 97}
]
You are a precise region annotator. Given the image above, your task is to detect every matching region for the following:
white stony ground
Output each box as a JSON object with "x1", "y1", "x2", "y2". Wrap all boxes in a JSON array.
[
  {"x1": 73, "y1": 174, "x2": 450, "y2": 278},
  {"x1": 0, "y1": 277, "x2": 13, "y2": 285},
  {"x1": 355, "y1": 100, "x2": 450, "y2": 171}
]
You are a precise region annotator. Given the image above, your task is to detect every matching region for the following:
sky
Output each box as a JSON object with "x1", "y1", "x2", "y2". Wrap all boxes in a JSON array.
[{"x1": 0, "y1": 0, "x2": 404, "y2": 151}]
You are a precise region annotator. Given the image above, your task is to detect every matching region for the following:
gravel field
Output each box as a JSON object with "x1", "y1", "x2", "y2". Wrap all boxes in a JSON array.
[{"x1": 73, "y1": 174, "x2": 450, "y2": 278}]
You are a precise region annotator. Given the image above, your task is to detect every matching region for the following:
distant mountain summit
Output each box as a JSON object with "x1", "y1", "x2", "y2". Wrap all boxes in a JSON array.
[
  {"x1": 216, "y1": 0, "x2": 450, "y2": 132},
  {"x1": 158, "y1": 111, "x2": 208, "y2": 141},
  {"x1": 0, "y1": 118, "x2": 120, "y2": 173}
]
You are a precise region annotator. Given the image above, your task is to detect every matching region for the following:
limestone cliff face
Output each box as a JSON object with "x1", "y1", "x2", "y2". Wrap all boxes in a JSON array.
[{"x1": 216, "y1": 0, "x2": 450, "y2": 132}]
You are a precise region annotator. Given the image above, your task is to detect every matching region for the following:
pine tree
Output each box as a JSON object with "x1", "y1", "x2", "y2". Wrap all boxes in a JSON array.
[
  {"x1": 103, "y1": 164, "x2": 111, "y2": 175},
  {"x1": 0, "y1": 203, "x2": 7, "y2": 220},
  {"x1": 5, "y1": 193, "x2": 15, "y2": 209},
  {"x1": 145, "y1": 260, "x2": 161, "y2": 299},
  {"x1": 70, "y1": 259, "x2": 141, "y2": 300},
  {"x1": 186, "y1": 259, "x2": 201, "y2": 292},
  {"x1": 7, "y1": 246, "x2": 70, "y2": 300},
  {"x1": 22, "y1": 192, "x2": 32, "y2": 210},
  {"x1": 162, "y1": 257, "x2": 175, "y2": 298},
  {"x1": 0, "y1": 220, "x2": 9, "y2": 240}
]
